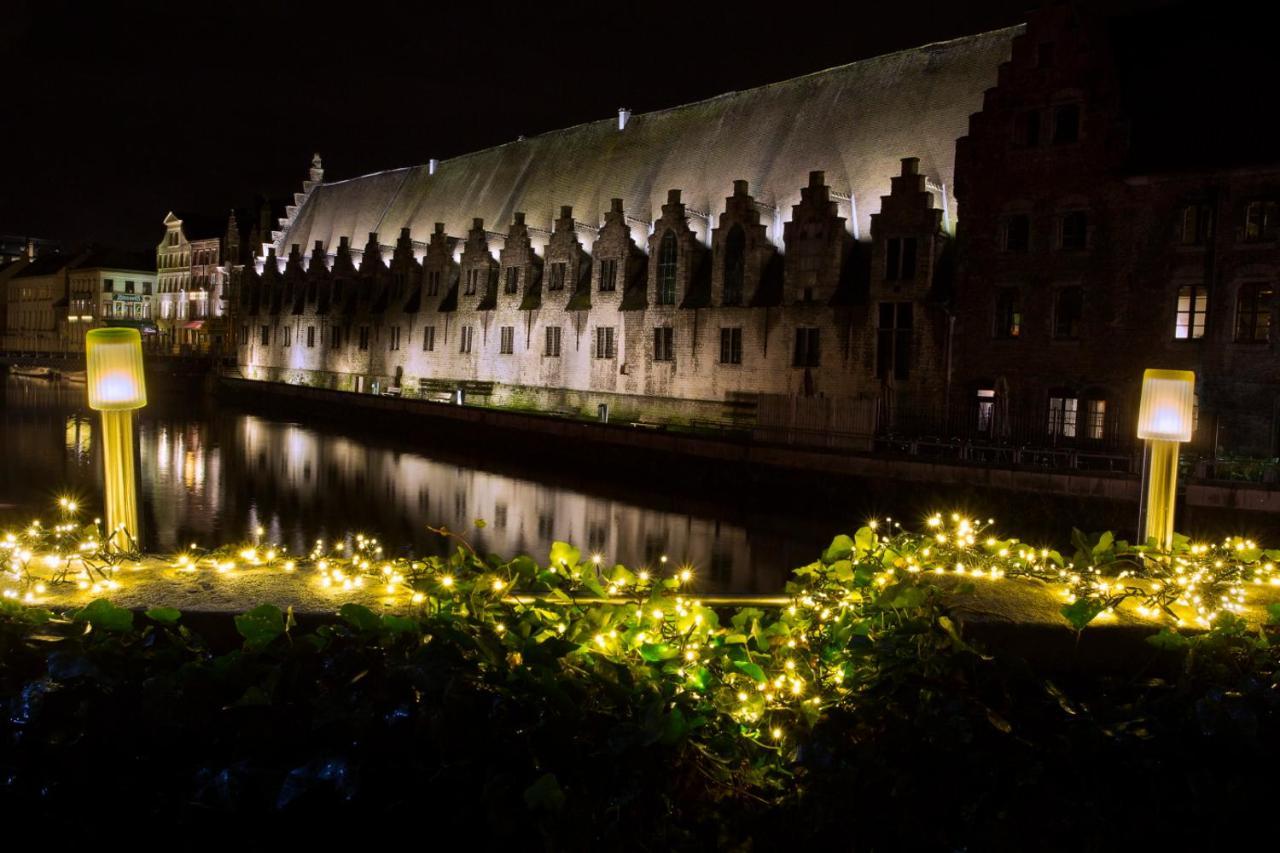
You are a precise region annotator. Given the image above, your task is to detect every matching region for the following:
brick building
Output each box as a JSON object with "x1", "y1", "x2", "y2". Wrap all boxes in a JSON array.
[{"x1": 951, "y1": 4, "x2": 1280, "y2": 457}]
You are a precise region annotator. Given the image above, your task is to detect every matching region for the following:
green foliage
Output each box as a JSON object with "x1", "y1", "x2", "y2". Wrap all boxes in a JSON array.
[
  {"x1": 73, "y1": 598, "x2": 133, "y2": 632},
  {"x1": 234, "y1": 603, "x2": 287, "y2": 649}
]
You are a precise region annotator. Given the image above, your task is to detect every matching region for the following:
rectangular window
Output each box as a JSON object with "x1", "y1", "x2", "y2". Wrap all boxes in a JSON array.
[
  {"x1": 1053, "y1": 287, "x2": 1084, "y2": 339},
  {"x1": 427, "y1": 270, "x2": 440, "y2": 296},
  {"x1": 595, "y1": 326, "x2": 615, "y2": 359},
  {"x1": 358, "y1": 326, "x2": 370, "y2": 351},
  {"x1": 259, "y1": 325, "x2": 270, "y2": 346},
  {"x1": 104, "y1": 278, "x2": 114, "y2": 292},
  {"x1": 885, "y1": 237, "x2": 917, "y2": 280},
  {"x1": 976, "y1": 389, "x2": 996, "y2": 433},
  {"x1": 1015, "y1": 109, "x2": 1041, "y2": 147},
  {"x1": 389, "y1": 326, "x2": 401, "y2": 351},
  {"x1": 1179, "y1": 203, "x2": 1212, "y2": 245},
  {"x1": 460, "y1": 326, "x2": 474, "y2": 354},
  {"x1": 143, "y1": 282, "x2": 152, "y2": 295},
  {"x1": 330, "y1": 326, "x2": 342, "y2": 348},
  {"x1": 125, "y1": 281, "x2": 135, "y2": 294},
  {"x1": 500, "y1": 326, "x2": 514, "y2": 354},
  {"x1": 1235, "y1": 282, "x2": 1274, "y2": 343},
  {"x1": 653, "y1": 326, "x2": 674, "y2": 362},
  {"x1": 282, "y1": 326, "x2": 292, "y2": 347},
  {"x1": 1048, "y1": 395, "x2": 1078, "y2": 438},
  {"x1": 1000, "y1": 215, "x2": 1031, "y2": 253},
  {"x1": 549, "y1": 262, "x2": 566, "y2": 291},
  {"x1": 545, "y1": 325, "x2": 562, "y2": 357},
  {"x1": 1052, "y1": 103, "x2": 1080, "y2": 144},
  {"x1": 239, "y1": 325, "x2": 248, "y2": 346},
  {"x1": 504, "y1": 267, "x2": 519, "y2": 294},
  {"x1": 1243, "y1": 200, "x2": 1278, "y2": 243},
  {"x1": 1059, "y1": 211, "x2": 1088, "y2": 251},
  {"x1": 599, "y1": 258, "x2": 617, "y2": 292},
  {"x1": 1085, "y1": 399, "x2": 1106, "y2": 441},
  {"x1": 423, "y1": 326, "x2": 436, "y2": 352},
  {"x1": 1174, "y1": 285, "x2": 1207, "y2": 339},
  {"x1": 306, "y1": 326, "x2": 316, "y2": 348},
  {"x1": 719, "y1": 327, "x2": 742, "y2": 365},
  {"x1": 876, "y1": 302, "x2": 913, "y2": 380},
  {"x1": 792, "y1": 327, "x2": 820, "y2": 367},
  {"x1": 994, "y1": 288, "x2": 1022, "y2": 338},
  {"x1": 465, "y1": 268, "x2": 479, "y2": 295}
]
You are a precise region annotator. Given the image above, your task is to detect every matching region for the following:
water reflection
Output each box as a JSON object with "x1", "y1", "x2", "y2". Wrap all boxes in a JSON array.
[{"x1": 5, "y1": 375, "x2": 1273, "y2": 592}]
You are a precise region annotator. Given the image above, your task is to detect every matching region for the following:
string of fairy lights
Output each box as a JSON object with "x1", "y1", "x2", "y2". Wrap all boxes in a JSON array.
[{"x1": 2, "y1": 498, "x2": 1276, "y2": 746}]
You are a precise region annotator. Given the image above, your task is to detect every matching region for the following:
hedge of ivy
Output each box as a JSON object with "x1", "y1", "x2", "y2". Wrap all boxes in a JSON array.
[{"x1": 2, "y1": 518, "x2": 1279, "y2": 847}]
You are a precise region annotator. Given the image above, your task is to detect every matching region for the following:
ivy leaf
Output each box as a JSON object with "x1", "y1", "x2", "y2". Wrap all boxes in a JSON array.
[
  {"x1": 822, "y1": 535, "x2": 853, "y2": 564},
  {"x1": 660, "y1": 706, "x2": 688, "y2": 744},
  {"x1": 686, "y1": 666, "x2": 710, "y2": 691},
  {"x1": 145, "y1": 606, "x2": 181, "y2": 625},
  {"x1": 523, "y1": 773, "x2": 565, "y2": 813},
  {"x1": 1092, "y1": 531, "x2": 1114, "y2": 558},
  {"x1": 235, "y1": 604, "x2": 286, "y2": 650},
  {"x1": 339, "y1": 604, "x2": 380, "y2": 633},
  {"x1": 639, "y1": 642, "x2": 678, "y2": 662},
  {"x1": 829, "y1": 560, "x2": 854, "y2": 582},
  {"x1": 733, "y1": 660, "x2": 767, "y2": 683},
  {"x1": 854, "y1": 526, "x2": 877, "y2": 558},
  {"x1": 380, "y1": 615, "x2": 418, "y2": 634},
  {"x1": 1266, "y1": 603, "x2": 1280, "y2": 626},
  {"x1": 1146, "y1": 627, "x2": 1190, "y2": 652},
  {"x1": 74, "y1": 599, "x2": 133, "y2": 633},
  {"x1": 881, "y1": 582, "x2": 926, "y2": 610},
  {"x1": 1061, "y1": 599, "x2": 1105, "y2": 631},
  {"x1": 549, "y1": 541, "x2": 581, "y2": 571}
]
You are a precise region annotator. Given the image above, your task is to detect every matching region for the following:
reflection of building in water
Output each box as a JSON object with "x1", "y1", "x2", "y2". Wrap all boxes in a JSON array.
[
  {"x1": 65, "y1": 415, "x2": 92, "y2": 460},
  {"x1": 233, "y1": 414, "x2": 753, "y2": 589},
  {"x1": 137, "y1": 421, "x2": 222, "y2": 546}
]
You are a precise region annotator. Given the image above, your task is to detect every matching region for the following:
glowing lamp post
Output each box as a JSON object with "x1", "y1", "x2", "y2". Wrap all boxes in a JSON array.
[
  {"x1": 86, "y1": 328, "x2": 147, "y2": 551},
  {"x1": 1135, "y1": 368, "x2": 1195, "y2": 550}
]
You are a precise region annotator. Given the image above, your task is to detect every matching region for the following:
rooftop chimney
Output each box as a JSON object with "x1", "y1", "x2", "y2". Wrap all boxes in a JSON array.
[{"x1": 901, "y1": 157, "x2": 920, "y2": 176}]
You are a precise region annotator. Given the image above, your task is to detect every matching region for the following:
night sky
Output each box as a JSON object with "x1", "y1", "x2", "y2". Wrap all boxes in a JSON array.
[{"x1": 3, "y1": 0, "x2": 1171, "y2": 252}]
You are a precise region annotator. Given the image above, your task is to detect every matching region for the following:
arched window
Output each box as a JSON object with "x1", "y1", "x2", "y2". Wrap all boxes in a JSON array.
[
  {"x1": 657, "y1": 231, "x2": 677, "y2": 305},
  {"x1": 723, "y1": 225, "x2": 745, "y2": 305}
]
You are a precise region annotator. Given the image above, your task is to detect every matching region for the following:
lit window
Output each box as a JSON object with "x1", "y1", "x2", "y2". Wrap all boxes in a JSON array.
[
  {"x1": 976, "y1": 389, "x2": 996, "y2": 433},
  {"x1": 1174, "y1": 285, "x2": 1207, "y2": 339},
  {"x1": 1085, "y1": 399, "x2": 1106, "y2": 440},
  {"x1": 1047, "y1": 395, "x2": 1078, "y2": 438}
]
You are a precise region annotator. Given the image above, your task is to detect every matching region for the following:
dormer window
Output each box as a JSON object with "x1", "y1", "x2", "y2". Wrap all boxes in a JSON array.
[
  {"x1": 549, "y1": 262, "x2": 566, "y2": 291},
  {"x1": 657, "y1": 231, "x2": 677, "y2": 305},
  {"x1": 504, "y1": 267, "x2": 518, "y2": 294},
  {"x1": 885, "y1": 237, "x2": 917, "y2": 280}
]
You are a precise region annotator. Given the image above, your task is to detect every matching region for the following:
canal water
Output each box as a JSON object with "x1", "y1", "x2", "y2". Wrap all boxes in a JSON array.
[{"x1": 1, "y1": 375, "x2": 1272, "y2": 592}]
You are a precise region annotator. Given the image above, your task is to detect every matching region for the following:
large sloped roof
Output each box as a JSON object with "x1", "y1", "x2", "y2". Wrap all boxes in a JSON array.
[{"x1": 280, "y1": 26, "x2": 1019, "y2": 258}]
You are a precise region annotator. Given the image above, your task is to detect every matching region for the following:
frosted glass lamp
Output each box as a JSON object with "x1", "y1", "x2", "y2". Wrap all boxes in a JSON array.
[
  {"x1": 86, "y1": 328, "x2": 147, "y2": 550},
  {"x1": 1136, "y1": 368, "x2": 1195, "y2": 551},
  {"x1": 87, "y1": 328, "x2": 147, "y2": 410},
  {"x1": 1136, "y1": 369, "x2": 1195, "y2": 442}
]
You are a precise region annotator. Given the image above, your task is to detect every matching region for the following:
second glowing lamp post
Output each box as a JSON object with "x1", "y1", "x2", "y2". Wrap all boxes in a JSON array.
[
  {"x1": 85, "y1": 328, "x2": 147, "y2": 551},
  {"x1": 1135, "y1": 368, "x2": 1195, "y2": 551}
]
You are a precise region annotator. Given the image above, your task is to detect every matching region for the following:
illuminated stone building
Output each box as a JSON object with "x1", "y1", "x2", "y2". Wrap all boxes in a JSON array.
[
  {"x1": 233, "y1": 6, "x2": 1280, "y2": 456},
  {"x1": 234, "y1": 29, "x2": 1017, "y2": 424},
  {"x1": 156, "y1": 211, "x2": 227, "y2": 352}
]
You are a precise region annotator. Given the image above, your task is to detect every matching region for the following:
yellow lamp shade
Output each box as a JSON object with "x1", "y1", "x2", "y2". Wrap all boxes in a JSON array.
[
  {"x1": 1136, "y1": 368, "x2": 1195, "y2": 442},
  {"x1": 86, "y1": 328, "x2": 147, "y2": 411}
]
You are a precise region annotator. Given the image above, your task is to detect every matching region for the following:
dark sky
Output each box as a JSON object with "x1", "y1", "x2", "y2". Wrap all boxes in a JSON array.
[{"x1": 2, "y1": 0, "x2": 1169, "y2": 252}]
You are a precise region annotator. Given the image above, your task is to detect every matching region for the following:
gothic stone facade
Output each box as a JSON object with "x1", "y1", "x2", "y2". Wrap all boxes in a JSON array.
[{"x1": 235, "y1": 161, "x2": 951, "y2": 423}]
